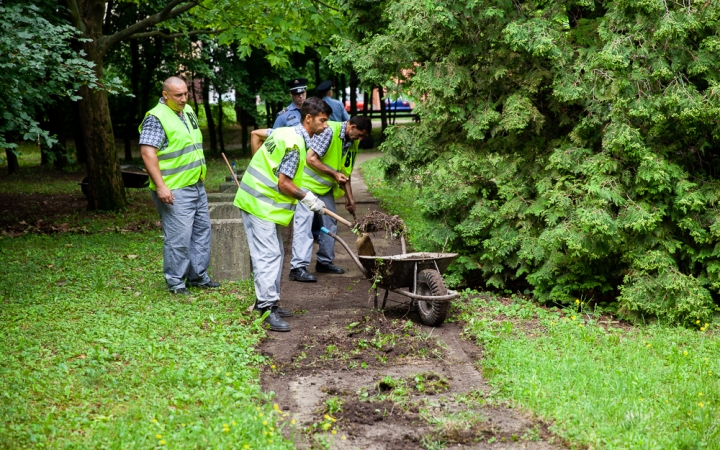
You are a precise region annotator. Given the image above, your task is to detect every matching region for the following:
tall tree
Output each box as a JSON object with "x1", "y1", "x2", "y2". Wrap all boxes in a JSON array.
[
  {"x1": 64, "y1": 0, "x2": 343, "y2": 210},
  {"x1": 0, "y1": 3, "x2": 98, "y2": 174}
]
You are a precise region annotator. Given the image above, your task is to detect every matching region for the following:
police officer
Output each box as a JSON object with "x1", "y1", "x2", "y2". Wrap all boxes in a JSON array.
[
  {"x1": 317, "y1": 80, "x2": 350, "y2": 122},
  {"x1": 234, "y1": 97, "x2": 333, "y2": 332},
  {"x1": 273, "y1": 78, "x2": 308, "y2": 128}
]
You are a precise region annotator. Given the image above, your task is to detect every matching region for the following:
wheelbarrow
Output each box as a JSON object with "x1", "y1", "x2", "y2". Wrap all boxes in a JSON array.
[
  {"x1": 320, "y1": 226, "x2": 459, "y2": 326},
  {"x1": 79, "y1": 165, "x2": 150, "y2": 197}
]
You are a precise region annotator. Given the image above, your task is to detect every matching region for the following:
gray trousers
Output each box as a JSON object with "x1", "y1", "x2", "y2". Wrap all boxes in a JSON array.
[
  {"x1": 152, "y1": 181, "x2": 211, "y2": 290},
  {"x1": 241, "y1": 210, "x2": 284, "y2": 310},
  {"x1": 291, "y1": 190, "x2": 337, "y2": 269}
]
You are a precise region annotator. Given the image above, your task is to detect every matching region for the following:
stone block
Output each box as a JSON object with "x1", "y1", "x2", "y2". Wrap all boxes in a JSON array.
[
  {"x1": 209, "y1": 203, "x2": 251, "y2": 281},
  {"x1": 209, "y1": 202, "x2": 242, "y2": 220},
  {"x1": 219, "y1": 182, "x2": 238, "y2": 193},
  {"x1": 206, "y1": 193, "x2": 237, "y2": 204}
]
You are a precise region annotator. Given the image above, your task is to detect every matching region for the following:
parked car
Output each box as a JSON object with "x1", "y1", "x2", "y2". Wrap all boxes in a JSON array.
[
  {"x1": 344, "y1": 99, "x2": 365, "y2": 112},
  {"x1": 384, "y1": 98, "x2": 412, "y2": 111}
]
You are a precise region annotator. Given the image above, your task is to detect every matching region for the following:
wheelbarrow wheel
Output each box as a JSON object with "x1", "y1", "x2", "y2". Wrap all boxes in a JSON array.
[{"x1": 415, "y1": 269, "x2": 449, "y2": 326}]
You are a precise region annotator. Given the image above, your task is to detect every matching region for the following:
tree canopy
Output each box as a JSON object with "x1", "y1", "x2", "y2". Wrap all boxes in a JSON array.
[{"x1": 339, "y1": 0, "x2": 720, "y2": 324}]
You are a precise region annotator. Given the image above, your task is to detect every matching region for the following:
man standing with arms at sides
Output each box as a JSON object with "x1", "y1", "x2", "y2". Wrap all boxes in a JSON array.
[
  {"x1": 235, "y1": 97, "x2": 332, "y2": 332},
  {"x1": 250, "y1": 116, "x2": 372, "y2": 281},
  {"x1": 139, "y1": 76, "x2": 220, "y2": 295},
  {"x1": 316, "y1": 80, "x2": 349, "y2": 122},
  {"x1": 273, "y1": 78, "x2": 308, "y2": 128}
]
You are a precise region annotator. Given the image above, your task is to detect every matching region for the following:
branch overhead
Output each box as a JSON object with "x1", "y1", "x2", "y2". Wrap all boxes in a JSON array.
[{"x1": 102, "y1": 0, "x2": 199, "y2": 53}]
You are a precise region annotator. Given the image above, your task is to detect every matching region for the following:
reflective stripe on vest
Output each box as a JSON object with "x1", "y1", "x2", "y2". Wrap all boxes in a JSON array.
[
  {"x1": 139, "y1": 103, "x2": 205, "y2": 191},
  {"x1": 301, "y1": 121, "x2": 359, "y2": 198},
  {"x1": 234, "y1": 127, "x2": 306, "y2": 226}
]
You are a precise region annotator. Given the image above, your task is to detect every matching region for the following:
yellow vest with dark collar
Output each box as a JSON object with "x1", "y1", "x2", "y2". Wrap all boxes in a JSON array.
[{"x1": 139, "y1": 103, "x2": 205, "y2": 191}]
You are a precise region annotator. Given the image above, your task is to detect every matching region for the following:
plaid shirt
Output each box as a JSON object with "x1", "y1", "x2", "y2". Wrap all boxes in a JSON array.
[
  {"x1": 272, "y1": 125, "x2": 313, "y2": 178},
  {"x1": 312, "y1": 122, "x2": 352, "y2": 158},
  {"x1": 138, "y1": 98, "x2": 190, "y2": 150}
]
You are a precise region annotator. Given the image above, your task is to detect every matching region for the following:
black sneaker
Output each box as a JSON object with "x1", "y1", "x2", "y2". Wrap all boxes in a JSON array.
[
  {"x1": 258, "y1": 307, "x2": 291, "y2": 332},
  {"x1": 315, "y1": 263, "x2": 345, "y2": 274},
  {"x1": 191, "y1": 280, "x2": 221, "y2": 289},
  {"x1": 170, "y1": 287, "x2": 191, "y2": 295},
  {"x1": 289, "y1": 267, "x2": 317, "y2": 282}
]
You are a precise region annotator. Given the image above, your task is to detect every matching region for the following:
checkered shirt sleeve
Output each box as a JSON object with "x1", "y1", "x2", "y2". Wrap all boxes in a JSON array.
[
  {"x1": 310, "y1": 126, "x2": 334, "y2": 157},
  {"x1": 138, "y1": 115, "x2": 168, "y2": 150},
  {"x1": 340, "y1": 121, "x2": 353, "y2": 156},
  {"x1": 277, "y1": 148, "x2": 300, "y2": 178}
]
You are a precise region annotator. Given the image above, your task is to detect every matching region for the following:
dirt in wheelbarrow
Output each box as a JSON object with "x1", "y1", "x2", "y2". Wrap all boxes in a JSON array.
[{"x1": 257, "y1": 189, "x2": 567, "y2": 449}]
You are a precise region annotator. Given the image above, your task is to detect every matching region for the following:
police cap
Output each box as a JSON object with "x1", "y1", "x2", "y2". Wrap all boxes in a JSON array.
[
  {"x1": 287, "y1": 78, "x2": 308, "y2": 94},
  {"x1": 316, "y1": 80, "x2": 333, "y2": 95}
]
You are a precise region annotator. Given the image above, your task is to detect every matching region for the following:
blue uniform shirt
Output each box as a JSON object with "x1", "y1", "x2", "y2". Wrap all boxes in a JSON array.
[
  {"x1": 273, "y1": 102, "x2": 302, "y2": 128},
  {"x1": 323, "y1": 96, "x2": 350, "y2": 122}
]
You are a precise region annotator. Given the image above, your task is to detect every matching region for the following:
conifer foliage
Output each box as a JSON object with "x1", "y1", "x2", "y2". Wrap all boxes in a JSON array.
[{"x1": 340, "y1": 0, "x2": 720, "y2": 324}]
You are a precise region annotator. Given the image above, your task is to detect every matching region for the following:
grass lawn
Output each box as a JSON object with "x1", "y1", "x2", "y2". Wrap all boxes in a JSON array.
[
  {"x1": 361, "y1": 156, "x2": 720, "y2": 449},
  {"x1": 0, "y1": 152, "x2": 295, "y2": 448}
]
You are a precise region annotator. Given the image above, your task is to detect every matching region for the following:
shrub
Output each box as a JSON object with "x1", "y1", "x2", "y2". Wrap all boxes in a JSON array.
[{"x1": 341, "y1": 0, "x2": 720, "y2": 324}]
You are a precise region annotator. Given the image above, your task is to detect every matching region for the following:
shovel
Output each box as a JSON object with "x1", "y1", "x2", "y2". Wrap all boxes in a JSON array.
[{"x1": 322, "y1": 209, "x2": 376, "y2": 257}]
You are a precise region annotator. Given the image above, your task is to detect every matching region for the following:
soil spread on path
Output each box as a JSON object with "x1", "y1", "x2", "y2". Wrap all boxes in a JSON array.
[{"x1": 258, "y1": 153, "x2": 566, "y2": 449}]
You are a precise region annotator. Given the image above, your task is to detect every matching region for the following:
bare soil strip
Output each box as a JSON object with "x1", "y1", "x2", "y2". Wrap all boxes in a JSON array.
[{"x1": 260, "y1": 153, "x2": 565, "y2": 449}]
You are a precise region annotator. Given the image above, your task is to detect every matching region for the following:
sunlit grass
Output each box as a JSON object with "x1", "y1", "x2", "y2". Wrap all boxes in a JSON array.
[{"x1": 0, "y1": 232, "x2": 293, "y2": 448}]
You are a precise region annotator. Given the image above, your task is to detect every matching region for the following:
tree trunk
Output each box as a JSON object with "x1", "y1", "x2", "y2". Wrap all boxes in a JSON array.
[
  {"x1": 77, "y1": 0, "x2": 125, "y2": 211},
  {"x1": 350, "y1": 70, "x2": 358, "y2": 116},
  {"x1": 47, "y1": 99, "x2": 71, "y2": 169},
  {"x1": 218, "y1": 94, "x2": 225, "y2": 153},
  {"x1": 125, "y1": 35, "x2": 140, "y2": 162},
  {"x1": 202, "y1": 78, "x2": 217, "y2": 153},
  {"x1": 314, "y1": 55, "x2": 321, "y2": 87},
  {"x1": 379, "y1": 85, "x2": 388, "y2": 138},
  {"x1": 340, "y1": 74, "x2": 347, "y2": 104},
  {"x1": 265, "y1": 102, "x2": 272, "y2": 127},
  {"x1": 5, "y1": 149, "x2": 19, "y2": 174},
  {"x1": 191, "y1": 74, "x2": 199, "y2": 114},
  {"x1": 72, "y1": 100, "x2": 87, "y2": 164},
  {"x1": 362, "y1": 87, "x2": 369, "y2": 116}
]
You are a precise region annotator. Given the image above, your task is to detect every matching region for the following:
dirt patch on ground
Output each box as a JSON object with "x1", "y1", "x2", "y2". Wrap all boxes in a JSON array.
[
  {"x1": 0, "y1": 192, "x2": 158, "y2": 237},
  {"x1": 279, "y1": 312, "x2": 445, "y2": 374},
  {"x1": 258, "y1": 153, "x2": 566, "y2": 450}
]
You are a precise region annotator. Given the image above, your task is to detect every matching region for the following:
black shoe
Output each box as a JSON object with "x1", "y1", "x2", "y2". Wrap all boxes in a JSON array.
[
  {"x1": 289, "y1": 267, "x2": 317, "y2": 282},
  {"x1": 190, "y1": 280, "x2": 220, "y2": 289},
  {"x1": 170, "y1": 287, "x2": 191, "y2": 295},
  {"x1": 316, "y1": 263, "x2": 345, "y2": 274},
  {"x1": 259, "y1": 307, "x2": 291, "y2": 332},
  {"x1": 254, "y1": 303, "x2": 292, "y2": 318}
]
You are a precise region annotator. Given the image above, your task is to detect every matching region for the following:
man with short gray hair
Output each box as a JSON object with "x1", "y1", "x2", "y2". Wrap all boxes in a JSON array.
[{"x1": 139, "y1": 76, "x2": 219, "y2": 294}]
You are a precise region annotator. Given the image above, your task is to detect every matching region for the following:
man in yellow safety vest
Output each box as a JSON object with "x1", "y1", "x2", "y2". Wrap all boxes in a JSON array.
[
  {"x1": 234, "y1": 97, "x2": 332, "y2": 332},
  {"x1": 139, "y1": 76, "x2": 220, "y2": 295}
]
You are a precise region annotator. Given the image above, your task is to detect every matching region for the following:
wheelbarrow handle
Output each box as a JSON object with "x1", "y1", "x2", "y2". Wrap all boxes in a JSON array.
[
  {"x1": 323, "y1": 208, "x2": 353, "y2": 228},
  {"x1": 320, "y1": 227, "x2": 370, "y2": 278}
]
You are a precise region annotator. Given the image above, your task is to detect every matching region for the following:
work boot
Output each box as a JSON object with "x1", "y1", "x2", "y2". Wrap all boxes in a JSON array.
[
  {"x1": 289, "y1": 267, "x2": 317, "y2": 282},
  {"x1": 316, "y1": 262, "x2": 345, "y2": 274},
  {"x1": 170, "y1": 287, "x2": 191, "y2": 295},
  {"x1": 190, "y1": 280, "x2": 221, "y2": 289},
  {"x1": 253, "y1": 303, "x2": 292, "y2": 318},
  {"x1": 259, "y1": 306, "x2": 291, "y2": 332}
]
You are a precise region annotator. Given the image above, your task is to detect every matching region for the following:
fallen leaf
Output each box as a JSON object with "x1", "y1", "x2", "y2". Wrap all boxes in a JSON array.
[
  {"x1": 47, "y1": 264, "x2": 54, "y2": 268},
  {"x1": 126, "y1": 255, "x2": 138, "y2": 259}
]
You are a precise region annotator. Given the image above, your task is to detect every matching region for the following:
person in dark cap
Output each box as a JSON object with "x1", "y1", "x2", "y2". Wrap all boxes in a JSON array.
[
  {"x1": 273, "y1": 78, "x2": 308, "y2": 128},
  {"x1": 316, "y1": 80, "x2": 349, "y2": 122}
]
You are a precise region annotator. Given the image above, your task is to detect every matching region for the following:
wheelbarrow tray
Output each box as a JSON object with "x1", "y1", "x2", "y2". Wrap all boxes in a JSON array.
[
  {"x1": 120, "y1": 165, "x2": 150, "y2": 188},
  {"x1": 357, "y1": 252, "x2": 458, "y2": 290}
]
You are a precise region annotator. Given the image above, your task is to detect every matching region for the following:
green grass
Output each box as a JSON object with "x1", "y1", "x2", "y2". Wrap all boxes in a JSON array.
[
  {"x1": 360, "y1": 155, "x2": 720, "y2": 449},
  {"x1": 456, "y1": 294, "x2": 720, "y2": 449},
  {"x1": 0, "y1": 232, "x2": 293, "y2": 449}
]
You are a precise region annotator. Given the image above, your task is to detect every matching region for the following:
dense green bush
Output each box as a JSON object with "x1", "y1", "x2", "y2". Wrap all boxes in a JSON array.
[{"x1": 341, "y1": 0, "x2": 720, "y2": 324}]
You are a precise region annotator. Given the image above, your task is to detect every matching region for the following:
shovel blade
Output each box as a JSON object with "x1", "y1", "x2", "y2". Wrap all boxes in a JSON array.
[{"x1": 356, "y1": 233, "x2": 376, "y2": 256}]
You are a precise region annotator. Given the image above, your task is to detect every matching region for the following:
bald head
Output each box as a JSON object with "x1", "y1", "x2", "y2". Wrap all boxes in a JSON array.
[
  {"x1": 162, "y1": 76, "x2": 189, "y2": 113},
  {"x1": 163, "y1": 76, "x2": 186, "y2": 93}
]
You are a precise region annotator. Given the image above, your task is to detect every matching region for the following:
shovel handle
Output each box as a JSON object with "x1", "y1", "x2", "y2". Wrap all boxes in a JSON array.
[{"x1": 323, "y1": 208, "x2": 353, "y2": 228}]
